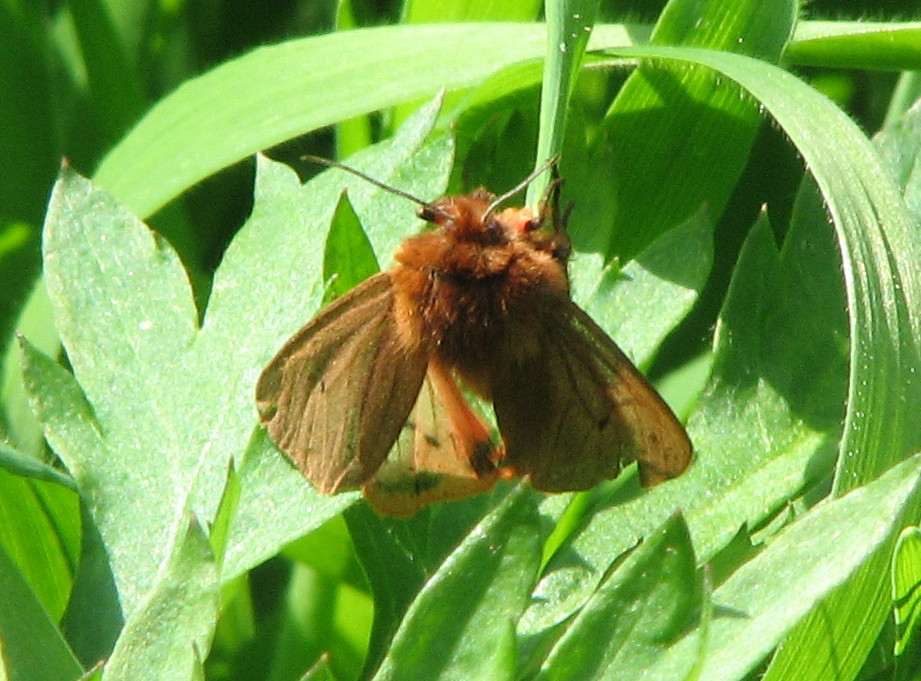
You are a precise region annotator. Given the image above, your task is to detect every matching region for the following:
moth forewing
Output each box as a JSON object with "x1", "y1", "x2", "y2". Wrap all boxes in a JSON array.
[
  {"x1": 255, "y1": 272, "x2": 427, "y2": 494},
  {"x1": 493, "y1": 296, "x2": 692, "y2": 492}
]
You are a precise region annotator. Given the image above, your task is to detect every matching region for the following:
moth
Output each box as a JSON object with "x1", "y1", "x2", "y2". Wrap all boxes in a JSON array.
[{"x1": 256, "y1": 158, "x2": 692, "y2": 516}]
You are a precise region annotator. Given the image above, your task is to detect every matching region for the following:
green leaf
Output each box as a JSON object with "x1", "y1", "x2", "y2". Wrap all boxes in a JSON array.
[
  {"x1": 91, "y1": 23, "x2": 635, "y2": 218},
  {"x1": 39, "y1": 172, "x2": 200, "y2": 618},
  {"x1": 893, "y1": 526, "x2": 921, "y2": 681},
  {"x1": 2, "y1": 276, "x2": 56, "y2": 457},
  {"x1": 298, "y1": 655, "x2": 336, "y2": 681},
  {"x1": 29, "y1": 100, "x2": 455, "y2": 637},
  {"x1": 0, "y1": 4, "x2": 61, "y2": 228},
  {"x1": 535, "y1": 514, "x2": 701, "y2": 681},
  {"x1": 401, "y1": 0, "x2": 541, "y2": 23},
  {"x1": 600, "y1": 42, "x2": 921, "y2": 485},
  {"x1": 529, "y1": 0, "x2": 599, "y2": 204},
  {"x1": 567, "y1": 0, "x2": 796, "y2": 262},
  {"x1": 593, "y1": 43, "x2": 921, "y2": 681},
  {"x1": 643, "y1": 454, "x2": 921, "y2": 681},
  {"x1": 786, "y1": 21, "x2": 921, "y2": 70},
  {"x1": 220, "y1": 98, "x2": 453, "y2": 581},
  {"x1": 371, "y1": 488, "x2": 542, "y2": 681},
  {"x1": 101, "y1": 514, "x2": 219, "y2": 681},
  {"x1": 0, "y1": 460, "x2": 79, "y2": 621},
  {"x1": 344, "y1": 487, "x2": 505, "y2": 676},
  {"x1": 0, "y1": 541, "x2": 82, "y2": 681},
  {"x1": 323, "y1": 191, "x2": 381, "y2": 302},
  {"x1": 574, "y1": 207, "x2": 714, "y2": 368},
  {"x1": 61, "y1": 501, "x2": 122, "y2": 668},
  {"x1": 67, "y1": 0, "x2": 146, "y2": 146},
  {"x1": 0, "y1": 439, "x2": 75, "y2": 490}
]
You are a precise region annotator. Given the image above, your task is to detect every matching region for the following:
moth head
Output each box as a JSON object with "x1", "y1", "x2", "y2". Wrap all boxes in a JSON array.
[{"x1": 419, "y1": 190, "x2": 509, "y2": 245}]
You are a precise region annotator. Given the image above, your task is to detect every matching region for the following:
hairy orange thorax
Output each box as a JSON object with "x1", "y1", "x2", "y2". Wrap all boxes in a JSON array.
[{"x1": 391, "y1": 189, "x2": 570, "y2": 398}]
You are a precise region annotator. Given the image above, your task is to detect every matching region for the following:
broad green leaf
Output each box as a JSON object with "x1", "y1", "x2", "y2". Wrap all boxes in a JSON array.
[
  {"x1": 893, "y1": 527, "x2": 921, "y2": 681},
  {"x1": 535, "y1": 514, "x2": 701, "y2": 681},
  {"x1": 39, "y1": 173, "x2": 200, "y2": 618},
  {"x1": 28, "y1": 100, "x2": 453, "y2": 632},
  {"x1": 642, "y1": 454, "x2": 921, "y2": 681},
  {"x1": 371, "y1": 488, "x2": 542, "y2": 681},
  {"x1": 0, "y1": 541, "x2": 82, "y2": 681},
  {"x1": 102, "y1": 514, "x2": 218, "y2": 681}
]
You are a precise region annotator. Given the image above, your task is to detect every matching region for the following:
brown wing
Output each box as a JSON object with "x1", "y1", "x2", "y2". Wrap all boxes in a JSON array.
[
  {"x1": 492, "y1": 296, "x2": 692, "y2": 492},
  {"x1": 256, "y1": 272, "x2": 427, "y2": 494},
  {"x1": 362, "y1": 363, "x2": 500, "y2": 517}
]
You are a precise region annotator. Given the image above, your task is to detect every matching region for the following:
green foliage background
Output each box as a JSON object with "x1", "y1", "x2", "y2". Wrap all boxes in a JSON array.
[{"x1": 3, "y1": 1, "x2": 921, "y2": 680}]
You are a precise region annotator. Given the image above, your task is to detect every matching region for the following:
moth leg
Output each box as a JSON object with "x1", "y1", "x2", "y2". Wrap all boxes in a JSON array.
[{"x1": 427, "y1": 358, "x2": 497, "y2": 477}]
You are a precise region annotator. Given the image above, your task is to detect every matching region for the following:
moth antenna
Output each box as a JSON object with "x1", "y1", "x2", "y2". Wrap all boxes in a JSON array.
[
  {"x1": 301, "y1": 154, "x2": 453, "y2": 220},
  {"x1": 484, "y1": 155, "x2": 562, "y2": 218}
]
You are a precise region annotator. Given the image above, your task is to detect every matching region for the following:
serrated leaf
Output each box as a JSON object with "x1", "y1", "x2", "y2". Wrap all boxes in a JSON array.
[
  {"x1": 102, "y1": 514, "x2": 218, "y2": 681},
  {"x1": 30, "y1": 100, "x2": 454, "y2": 635}
]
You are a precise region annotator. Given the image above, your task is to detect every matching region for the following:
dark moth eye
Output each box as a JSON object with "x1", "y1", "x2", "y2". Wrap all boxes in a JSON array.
[
  {"x1": 524, "y1": 217, "x2": 543, "y2": 232},
  {"x1": 419, "y1": 205, "x2": 440, "y2": 223}
]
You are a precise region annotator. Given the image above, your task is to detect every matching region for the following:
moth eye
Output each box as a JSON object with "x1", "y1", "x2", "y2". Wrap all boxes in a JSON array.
[
  {"x1": 524, "y1": 217, "x2": 543, "y2": 232},
  {"x1": 419, "y1": 206, "x2": 440, "y2": 223}
]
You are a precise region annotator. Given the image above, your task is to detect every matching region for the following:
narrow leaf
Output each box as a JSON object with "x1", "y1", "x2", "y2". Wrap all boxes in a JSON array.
[
  {"x1": 0, "y1": 542, "x2": 82, "y2": 681},
  {"x1": 371, "y1": 489, "x2": 542, "y2": 681},
  {"x1": 644, "y1": 455, "x2": 921, "y2": 681},
  {"x1": 893, "y1": 527, "x2": 921, "y2": 681},
  {"x1": 536, "y1": 514, "x2": 700, "y2": 681}
]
